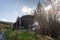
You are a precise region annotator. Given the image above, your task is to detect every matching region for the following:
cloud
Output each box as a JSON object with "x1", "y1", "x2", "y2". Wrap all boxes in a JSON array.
[
  {"x1": 21, "y1": 6, "x2": 34, "y2": 15},
  {"x1": 44, "y1": 0, "x2": 58, "y2": 13},
  {"x1": 44, "y1": 5, "x2": 52, "y2": 10},
  {"x1": 44, "y1": 5, "x2": 52, "y2": 13}
]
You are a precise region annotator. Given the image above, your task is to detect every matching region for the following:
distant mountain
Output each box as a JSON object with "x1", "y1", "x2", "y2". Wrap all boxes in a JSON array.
[{"x1": 0, "y1": 21, "x2": 13, "y2": 25}]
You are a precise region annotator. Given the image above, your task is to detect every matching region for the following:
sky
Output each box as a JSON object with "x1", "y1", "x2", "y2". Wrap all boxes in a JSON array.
[
  {"x1": 0, "y1": 0, "x2": 59, "y2": 22},
  {"x1": 0, "y1": 0, "x2": 39, "y2": 22}
]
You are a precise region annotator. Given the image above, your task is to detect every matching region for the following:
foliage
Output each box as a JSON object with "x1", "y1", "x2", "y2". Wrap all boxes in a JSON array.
[
  {"x1": 34, "y1": 1, "x2": 60, "y2": 39},
  {"x1": 4, "y1": 29, "x2": 37, "y2": 40},
  {"x1": 4, "y1": 29, "x2": 16, "y2": 40},
  {"x1": 4, "y1": 29, "x2": 57, "y2": 40}
]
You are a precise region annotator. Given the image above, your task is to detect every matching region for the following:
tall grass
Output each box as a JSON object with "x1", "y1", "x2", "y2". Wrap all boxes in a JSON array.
[{"x1": 4, "y1": 29, "x2": 56, "y2": 40}]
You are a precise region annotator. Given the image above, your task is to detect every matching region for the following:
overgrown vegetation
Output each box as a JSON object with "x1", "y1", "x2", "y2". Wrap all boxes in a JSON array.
[{"x1": 4, "y1": 29, "x2": 57, "y2": 40}]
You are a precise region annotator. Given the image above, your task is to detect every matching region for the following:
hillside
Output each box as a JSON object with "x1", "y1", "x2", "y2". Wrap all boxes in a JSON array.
[{"x1": 0, "y1": 21, "x2": 13, "y2": 31}]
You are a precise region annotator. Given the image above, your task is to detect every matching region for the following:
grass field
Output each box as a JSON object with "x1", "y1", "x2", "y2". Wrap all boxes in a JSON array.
[
  {"x1": 0, "y1": 21, "x2": 58, "y2": 40},
  {"x1": 4, "y1": 29, "x2": 57, "y2": 40}
]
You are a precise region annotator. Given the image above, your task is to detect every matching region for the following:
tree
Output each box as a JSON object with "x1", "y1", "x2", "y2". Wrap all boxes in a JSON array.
[
  {"x1": 34, "y1": 0, "x2": 60, "y2": 38},
  {"x1": 34, "y1": 1, "x2": 48, "y2": 35},
  {"x1": 49, "y1": 0, "x2": 60, "y2": 38}
]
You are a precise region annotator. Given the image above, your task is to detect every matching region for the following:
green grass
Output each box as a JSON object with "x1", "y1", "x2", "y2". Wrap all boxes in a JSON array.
[
  {"x1": 4, "y1": 29, "x2": 38, "y2": 40},
  {"x1": 4, "y1": 29, "x2": 16, "y2": 40},
  {"x1": 4, "y1": 29, "x2": 57, "y2": 40}
]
